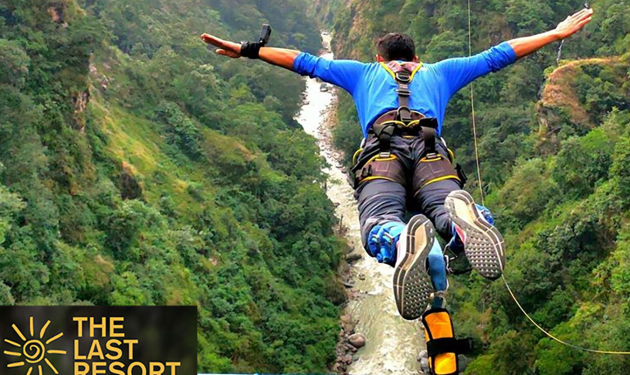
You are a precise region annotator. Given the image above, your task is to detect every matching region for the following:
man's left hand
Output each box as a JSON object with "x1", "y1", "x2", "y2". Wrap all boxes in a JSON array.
[{"x1": 555, "y1": 8, "x2": 594, "y2": 40}]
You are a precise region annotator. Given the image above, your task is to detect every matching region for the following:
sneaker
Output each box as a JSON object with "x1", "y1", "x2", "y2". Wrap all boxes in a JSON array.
[
  {"x1": 393, "y1": 215, "x2": 436, "y2": 320},
  {"x1": 444, "y1": 190, "x2": 505, "y2": 280}
]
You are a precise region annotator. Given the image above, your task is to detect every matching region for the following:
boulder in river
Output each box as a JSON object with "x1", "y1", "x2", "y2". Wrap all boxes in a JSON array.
[
  {"x1": 348, "y1": 333, "x2": 366, "y2": 348},
  {"x1": 346, "y1": 252, "x2": 362, "y2": 263}
]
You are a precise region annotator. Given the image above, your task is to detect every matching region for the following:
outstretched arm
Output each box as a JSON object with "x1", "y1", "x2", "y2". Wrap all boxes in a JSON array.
[
  {"x1": 201, "y1": 34, "x2": 299, "y2": 70},
  {"x1": 435, "y1": 8, "x2": 594, "y2": 97},
  {"x1": 201, "y1": 33, "x2": 366, "y2": 95},
  {"x1": 508, "y1": 8, "x2": 594, "y2": 58}
]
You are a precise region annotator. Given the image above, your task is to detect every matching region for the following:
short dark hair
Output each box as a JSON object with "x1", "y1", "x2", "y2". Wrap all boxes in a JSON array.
[{"x1": 376, "y1": 33, "x2": 416, "y2": 62}]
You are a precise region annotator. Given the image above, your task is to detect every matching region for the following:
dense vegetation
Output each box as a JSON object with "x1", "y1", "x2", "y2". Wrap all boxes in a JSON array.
[
  {"x1": 321, "y1": 0, "x2": 630, "y2": 373},
  {"x1": 0, "y1": 0, "x2": 344, "y2": 373}
]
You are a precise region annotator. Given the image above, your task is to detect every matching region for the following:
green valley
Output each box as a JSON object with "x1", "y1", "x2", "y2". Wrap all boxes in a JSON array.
[
  {"x1": 0, "y1": 0, "x2": 343, "y2": 373},
  {"x1": 322, "y1": 0, "x2": 630, "y2": 373}
]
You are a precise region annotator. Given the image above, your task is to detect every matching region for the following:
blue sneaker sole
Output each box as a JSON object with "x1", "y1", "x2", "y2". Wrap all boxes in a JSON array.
[
  {"x1": 393, "y1": 215, "x2": 434, "y2": 321},
  {"x1": 445, "y1": 190, "x2": 505, "y2": 280}
]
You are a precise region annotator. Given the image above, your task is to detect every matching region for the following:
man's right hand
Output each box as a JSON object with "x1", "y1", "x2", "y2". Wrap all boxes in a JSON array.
[
  {"x1": 201, "y1": 34, "x2": 242, "y2": 58},
  {"x1": 201, "y1": 33, "x2": 300, "y2": 71}
]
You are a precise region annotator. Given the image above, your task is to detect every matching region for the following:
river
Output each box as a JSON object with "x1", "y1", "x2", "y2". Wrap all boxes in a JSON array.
[{"x1": 295, "y1": 33, "x2": 425, "y2": 375}]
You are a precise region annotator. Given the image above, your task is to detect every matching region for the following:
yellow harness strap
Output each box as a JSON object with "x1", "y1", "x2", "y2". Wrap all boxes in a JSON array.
[{"x1": 379, "y1": 61, "x2": 424, "y2": 81}]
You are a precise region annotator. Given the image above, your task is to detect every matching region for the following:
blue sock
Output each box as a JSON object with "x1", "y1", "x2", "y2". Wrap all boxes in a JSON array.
[
  {"x1": 476, "y1": 204, "x2": 495, "y2": 225},
  {"x1": 427, "y1": 240, "x2": 448, "y2": 292}
]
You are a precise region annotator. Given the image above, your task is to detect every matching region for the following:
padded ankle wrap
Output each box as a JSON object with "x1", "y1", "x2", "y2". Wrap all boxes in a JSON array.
[
  {"x1": 422, "y1": 308, "x2": 471, "y2": 375},
  {"x1": 367, "y1": 221, "x2": 404, "y2": 265}
]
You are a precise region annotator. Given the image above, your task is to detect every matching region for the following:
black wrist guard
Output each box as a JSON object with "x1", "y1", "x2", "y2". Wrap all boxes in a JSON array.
[{"x1": 240, "y1": 41, "x2": 263, "y2": 59}]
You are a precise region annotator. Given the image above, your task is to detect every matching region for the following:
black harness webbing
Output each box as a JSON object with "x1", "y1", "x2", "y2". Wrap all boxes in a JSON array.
[
  {"x1": 372, "y1": 62, "x2": 440, "y2": 159},
  {"x1": 349, "y1": 63, "x2": 466, "y2": 190},
  {"x1": 371, "y1": 122, "x2": 396, "y2": 158},
  {"x1": 395, "y1": 68, "x2": 412, "y2": 122},
  {"x1": 422, "y1": 121, "x2": 439, "y2": 159},
  {"x1": 426, "y1": 337, "x2": 473, "y2": 357}
]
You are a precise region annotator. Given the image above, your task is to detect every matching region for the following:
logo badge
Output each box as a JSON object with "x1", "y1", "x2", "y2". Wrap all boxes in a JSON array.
[
  {"x1": 0, "y1": 307, "x2": 197, "y2": 375},
  {"x1": 4, "y1": 317, "x2": 66, "y2": 375}
]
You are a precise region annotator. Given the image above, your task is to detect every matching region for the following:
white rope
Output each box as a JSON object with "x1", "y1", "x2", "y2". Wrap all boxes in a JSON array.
[{"x1": 467, "y1": 0, "x2": 485, "y2": 206}]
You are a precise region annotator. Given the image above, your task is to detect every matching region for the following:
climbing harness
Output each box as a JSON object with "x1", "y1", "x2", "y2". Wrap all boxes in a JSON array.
[
  {"x1": 349, "y1": 152, "x2": 407, "y2": 189},
  {"x1": 412, "y1": 133, "x2": 464, "y2": 195},
  {"x1": 349, "y1": 62, "x2": 466, "y2": 190},
  {"x1": 370, "y1": 61, "x2": 432, "y2": 161},
  {"x1": 465, "y1": 0, "x2": 630, "y2": 356}
]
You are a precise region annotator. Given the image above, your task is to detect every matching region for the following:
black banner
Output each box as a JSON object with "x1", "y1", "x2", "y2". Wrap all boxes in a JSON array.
[{"x1": 0, "y1": 306, "x2": 197, "y2": 375}]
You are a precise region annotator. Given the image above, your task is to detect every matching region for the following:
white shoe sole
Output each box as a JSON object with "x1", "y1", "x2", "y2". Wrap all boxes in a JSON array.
[
  {"x1": 445, "y1": 190, "x2": 505, "y2": 280},
  {"x1": 393, "y1": 215, "x2": 434, "y2": 320}
]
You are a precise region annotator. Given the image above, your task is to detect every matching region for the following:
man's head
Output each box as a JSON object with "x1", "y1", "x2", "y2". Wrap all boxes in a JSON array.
[{"x1": 376, "y1": 33, "x2": 418, "y2": 63}]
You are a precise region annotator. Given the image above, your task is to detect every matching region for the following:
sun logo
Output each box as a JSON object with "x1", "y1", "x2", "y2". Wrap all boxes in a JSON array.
[{"x1": 3, "y1": 317, "x2": 66, "y2": 375}]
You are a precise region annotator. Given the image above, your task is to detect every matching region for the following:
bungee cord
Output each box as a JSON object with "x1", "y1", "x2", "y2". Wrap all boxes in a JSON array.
[
  {"x1": 467, "y1": 0, "x2": 485, "y2": 207},
  {"x1": 501, "y1": 275, "x2": 630, "y2": 355}
]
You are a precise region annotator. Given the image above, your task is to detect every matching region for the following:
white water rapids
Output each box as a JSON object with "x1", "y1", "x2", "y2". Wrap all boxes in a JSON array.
[{"x1": 296, "y1": 34, "x2": 425, "y2": 375}]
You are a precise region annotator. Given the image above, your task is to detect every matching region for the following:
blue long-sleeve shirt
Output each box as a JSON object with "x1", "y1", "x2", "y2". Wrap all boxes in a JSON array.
[{"x1": 293, "y1": 42, "x2": 517, "y2": 137}]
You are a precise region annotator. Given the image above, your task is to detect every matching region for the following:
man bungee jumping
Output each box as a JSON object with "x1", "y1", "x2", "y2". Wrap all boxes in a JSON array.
[{"x1": 202, "y1": 8, "x2": 592, "y2": 374}]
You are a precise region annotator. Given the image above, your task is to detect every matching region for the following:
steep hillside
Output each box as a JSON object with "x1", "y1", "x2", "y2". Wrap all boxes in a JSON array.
[
  {"x1": 324, "y1": 0, "x2": 630, "y2": 373},
  {"x1": 0, "y1": 0, "x2": 343, "y2": 373},
  {"x1": 537, "y1": 57, "x2": 627, "y2": 153},
  {"x1": 311, "y1": 0, "x2": 350, "y2": 27}
]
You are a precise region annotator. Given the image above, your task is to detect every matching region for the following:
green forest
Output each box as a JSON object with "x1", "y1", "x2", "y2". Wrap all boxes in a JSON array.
[
  {"x1": 0, "y1": 0, "x2": 344, "y2": 373},
  {"x1": 3, "y1": 0, "x2": 630, "y2": 374},
  {"x1": 321, "y1": 0, "x2": 630, "y2": 373}
]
